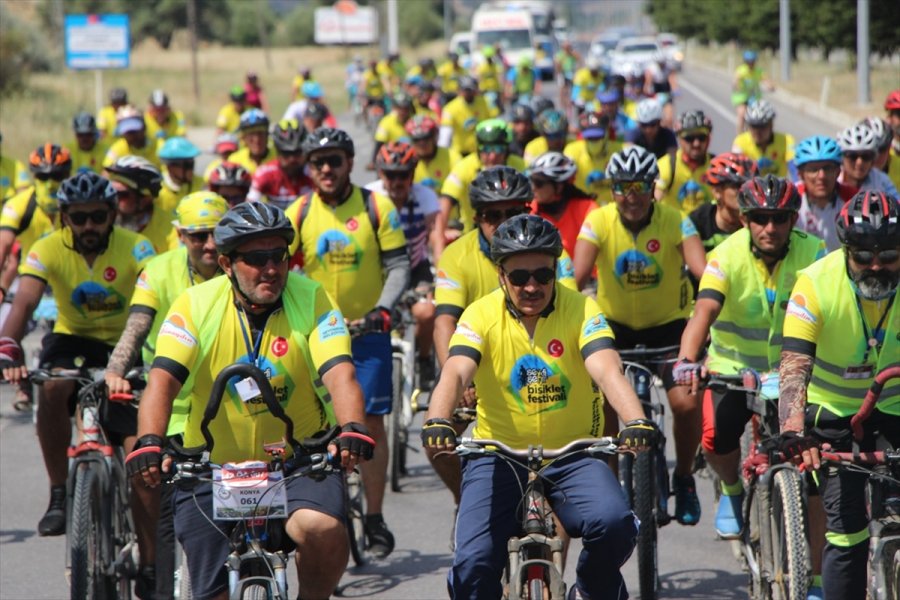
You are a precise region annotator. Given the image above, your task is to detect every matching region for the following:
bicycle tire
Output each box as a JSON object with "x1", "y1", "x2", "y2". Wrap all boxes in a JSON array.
[
  {"x1": 527, "y1": 576, "x2": 547, "y2": 600},
  {"x1": 346, "y1": 472, "x2": 367, "y2": 566},
  {"x1": 242, "y1": 583, "x2": 269, "y2": 600},
  {"x1": 175, "y1": 543, "x2": 192, "y2": 600},
  {"x1": 891, "y1": 546, "x2": 900, "y2": 600},
  {"x1": 619, "y1": 452, "x2": 634, "y2": 508},
  {"x1": 743, "y1": 481, "x2": 767, "y2": 600},
  {"x1": 69, "y1": 463, "x2": 106, "y2": 600},
  {"x1": 634, "y1": 449, "x2": 659, "y2": 600},
  {"x1": 769, "y1": 468, "x2": 810, "y2": 600},
  {"x1": 107, "y1": 459, "x2": 136, "y2": 600},
  {"x1": 389, "y1": 355, "x2": 404, "y2": 493}
]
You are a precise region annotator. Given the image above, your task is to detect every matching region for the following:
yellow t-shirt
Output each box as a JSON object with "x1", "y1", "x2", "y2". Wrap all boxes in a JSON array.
[
  {"x1": 152, "y1": 274, "x2": 351, "y2": 462},
  {"x1": 414, "y1": 147, "x2": 461, "y2": 193},
  {"x1": 70, "y1": 141, "x2": 110, "y2": 175},
  {"x1": 886, "y1": 150, "x2": 900, "y2": 192},
  {"x1": 441, "y1": 153, "x2": 527, "y2": 233},
  {"x1": 0, "y1": 155, "x2": 31, "y2": 202},
  {"x1": 437, "y1": 62, "x2": 466, "y2": 94},
  {"x1": 96, "y1": 105, "x2": 119, "y2": 140},
  {"x1": 362, "y1": 69, "x2": 385, "y2": 99},
  {"x1": 577, "y1": 202, "x2": 698, "y2": 329},
  {"x1": 133, "y1": 201, "x2": 178, "y2": 254},
  {"x1": 227, "y1": 146, "x2": 276, "y2": 176},
  {"x1": 572, "y1": 68, "x2": 604, "y2": 104},
  {"x1": 287, "y1": 187, "x2": 408, "y2": 321},
  {"x1": 145, "y1": 110, "x2": 187, "y2": 144},
  {"x1": 449, "y1": 285, "x2": 615, "y2": 449},
  {"x1": 374, "y1": 113, "x2": 411, "y2": 144},
  {"x1": 655, "y1": 150, "x2": 713, "y2": 217},
  {"x1": 20, "y1": 227, "x2": 155, "y2": 344},
  {"x1": 564, "y1": 138, "x2": 625, "y2": 204},
  {"x1": 477, "y1": 62, "x2": 503, "y2": 93},
  {"x1": 216, "y1": 103, "x2": 243, "y2": 135},
  {"x1": 103, "y1": 138, "x2": 162, "y2": 170},
  {"x1": 440, "y1": 96, "x2": 498, "y2": 156},
  {"x1": 730, "y1": 131, "x2": 795, "y2": 177},
  {"x1": 0, "y1": 188, "x2": 57, "y2": 259}
]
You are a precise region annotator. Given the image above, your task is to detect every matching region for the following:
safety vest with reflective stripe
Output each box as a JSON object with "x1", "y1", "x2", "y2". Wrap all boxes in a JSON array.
[
  {"x1": 708, "y1": 228, "x2": 824, "y2": 373},
  {"x1": 803, "y1": 251, "x2": 900, "y2": 417}
]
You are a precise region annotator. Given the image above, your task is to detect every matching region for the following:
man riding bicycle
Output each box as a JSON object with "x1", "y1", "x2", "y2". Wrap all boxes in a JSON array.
[
  {"x1": 794, "y1": 135, "x2": 855, "y2": 252},
  {"x1": 655, "y1": 110, "x2": 715, "y2": 218},
  {"x1": 405, "y1": 115, "x2": 461, "y2": 195},
  {"x1": 228, "y1": 108, "x2": 276, "y2": 175},
  {"x1": 246, "y1": 118, "x2": 313, "y2": 211},
  {"x1": 730, "y1": 100, "x2": 795, "y2": 178},
  {"x1": 689, "y1": 153, "x2": 758, "y2": 253},
  {"x1": 438, "y1": 76, "x2": 497, "y2": 158},
  {"x1": 423, "y1": 213, "x2": 656, "y2": 600},
  {"x1": 104, "y1": 155, "x2": 173, "y2": 253}
]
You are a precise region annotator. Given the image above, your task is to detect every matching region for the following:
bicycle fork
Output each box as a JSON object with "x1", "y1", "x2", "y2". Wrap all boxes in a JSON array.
[{"x1": 634, "y1": 370, "x2": 671, "y2": 525}]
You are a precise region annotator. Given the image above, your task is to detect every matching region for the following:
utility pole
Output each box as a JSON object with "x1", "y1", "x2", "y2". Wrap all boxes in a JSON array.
[
  {"x1": 187, "y1": 0, "x2": 200, "y2": 103},
  {"x1": 779, "y1": 0, "x2": 790, "y2": 81},
  {"x1": 444, "y1": 0, "x2": 453, "y2": 42},
  {"x1": 387, "y1": 0, "x2": 398, "y2": 54},
  {"x1": 857, "y1": 0, "x2": 871, "y2": 105},
  {"x1": 256, "y1": 0, "x2": 272, "y2": 71}
]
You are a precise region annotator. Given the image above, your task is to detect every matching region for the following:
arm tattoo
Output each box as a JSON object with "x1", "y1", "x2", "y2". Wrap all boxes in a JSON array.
[
  {"x1": 779, "y1": 350, "x2": 814, "y2": 433},
  {"x1": 106, "y1": 312, "x2": 154, "y2": 376}
]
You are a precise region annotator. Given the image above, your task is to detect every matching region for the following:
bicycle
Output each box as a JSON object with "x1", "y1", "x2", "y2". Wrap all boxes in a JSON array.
[
  {"x1": 28, "y1": 366, "x2": 144, "y2": 600},
  {"x1": 454, "y1": 437, "x2": 621, "y2": 600},
  {"x1": 167, "y1": 362, "x2": 342, "y2": 600},
  {"x1": 615, "y1": 344, "x2": 679, "y2": 600}
]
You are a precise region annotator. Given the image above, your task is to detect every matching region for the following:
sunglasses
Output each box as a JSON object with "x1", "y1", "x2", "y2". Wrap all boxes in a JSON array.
[
  {"x1": 747, "y1": 212, "x2": 792, "y2": 226},
  {"x1": 34, "y1": 173, "x2": 66, "y2": 182},
  {"x1": 849, "y1": 248, "x2": 900, "y2": 266},
  {"x1": 383, "y1": 170, "x2": 413, "y2": 181},
  {"x1": 800, "y1": 164, "x2": 840, "y2": 175},
  {"x1": 66, "y1": 209, "x2": 110, "y2": 226},
  {"x1": 503, "y1": 266, "x2": 555, "y2": 286},
  {"x1": 612, "y1": 181, "x2": 653, "y2": 195},
  {"x1": 479, "y1": 144, "x2": 508, "y2": 154},
  {"x1": 639, "y1": 120, "x2": 661, "y2": 128},
  {"x1": 681, "y1": 134, "x2": 709, "y2": 143},
  {"x1": 234, "y1": 248, "x2": 289, "y2": 267},
  {"x1": 844, "y1": 152, "x2": 875, "y2": 162},
  {"x1": 478, "y1": 207, "x2": 526, "y2": 225},
  {"x1": 309, "y1": 155, "x2": 344, "y2": 170},
  {"x1": 184, "y1": 230, "x2": 214, "y2": 243},
  {"x1": 168, "y1": 160, "x2": 195, "y2": 169}
]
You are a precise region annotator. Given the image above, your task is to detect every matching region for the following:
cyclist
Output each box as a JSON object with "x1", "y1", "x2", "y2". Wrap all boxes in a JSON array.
[
  {"x1": 361, "y1": 59, "x2": 386, "y2": 115},
  {"x1": 730, "y1": 100, "x2": 795, "y2": 177},
  {"x1": 437, "y1": 119, "x2": 527, "y2": 255},
  {"x1": 673, "y1": 175, "x2": 824, "y2": 539},
  {"x1": 643, "y1": 51, "x2": 678, "y2": 128},
  {"x1": 406, "y1": 76, "x2": 440, "y2": 121},
  {"x1": 291, "y1": 66, "x2": 313, "y2": 100},
  {"x1": 597, "y1": 89, "x2": 638, "y2": 142},
  {"x1": 370, "y1": 91, "x2": 415, "y2": 169},
  {"x1": 528, "y1": 151, "x2": 597, "y2": 257},
  {"x1": 377, "y1": 53, "x2": 406, "y2": 96},
  {"x1": 554, "y1": 40, "x2": 579, "y2": 109},
  {"x1": 286, "y1": 128, "x2": 409, "y2": 558},
  {"x1": 105, "y1": 156, "x2": 173, "y2": 253},
  {"x1": 404, "y1": 115, "x2": 459, "y2": 194},
  {"x1": 207, "y1": 161, "x2": 252, "y2": 208},
  {"x1": 865, "y1": 116, "x2": 900, "y2": 191},
  {"x1": 302, "y1": 100, "x2": 337, "y2": 133},
  {"x1": 779, "y1": 190, "x2": 899, "y2": 600},
  {"x1": 732, "y1": 50, "x2": 772, "y2": 134},
  {"x1": 0, "y1": 133, "x2": 31, "y2": 203},
  {"x1": 571, "y1": 56, "x2": 605, "y2": 115},
  {"x1": 564, "y1": 111, "x2": 624, "y2": 204},
  {"x1": 690, "y1": 153, "x2": 758, "y2": 253},
  {"x1": 243, "y1": 71, "x2": 268, "y2": 112},
  {"x1": 97, "y1": 87, "x2": 128, "y2": 140},
  {"x1": 157, "y1": 137, "x2": 204, "y2": 214},
  {"x1": 104, "y1": 106, "x2": 161, "y2": 169},
  {"x1": 504, "y1": 56, "x2": 538, "y2": 107},
  {"x1": 523, "y1": 109, "x2": 570, "y2": 165},
  {"x1": 365, "y1": 142, "x2": 439, "y2": 383},
  {"x1": 476, "y1": 46, "x2": 504, "y2": 112},
  {"x1": 438, "y1": 76, "x2": 496, "y2": 157},
  {"x1": 886, "y1": 90, "x2": 900, "y2": 155},
  {"x1": 574, "y1": 146, "x2": 707, "y2": 525},
  {"x1": 837, "y1": 121, "x2": 899, "y2": 196},
  {"x1": 247, "y1": 119, "x2": 312, "y2": 211},
  {"x1": 630, "y1": 98, "x2": 678, "y2": 160},
  {"x1": 127, "y1": 200, "x2": 374, "y2": 600},
  {"x1": 423, "y1": 212, "x2": 655, "y2": 600},
  {"x1": 70, "y1": 112, "x2": 108, "y2": 174},
  {"x1": 228, "y1": 108, "x2": 275, "y2": 175},
  {"x1": 655, "y1": 109, "x2": 715, "y2": 217},
  {"x1": 215, "y1": 86, "x2": 247, "y2": 136},
  {"x1": 144, "y1": 89, "x2": 187, "y2": 152},
  {"x1": 202, "y1": 133, "x2": 240, "y2": 183},
  {"x1": 437, "y1": 51, "x2": 465, "y2": 105},
  {"x1": 794, "y1": 135, "x2": 855, "y2": 252},
  {"x1": 507, "y1": 104, "x2": 539, "y2": 158}
]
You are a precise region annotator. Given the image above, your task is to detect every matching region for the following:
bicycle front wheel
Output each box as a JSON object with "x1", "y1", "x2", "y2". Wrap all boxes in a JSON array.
[
  {"x1": 769, "y1": 468, "x2": 810, "y2": 600},
  {"x1": 69, "y1": 463, "x2": 106, "y2": 600},
  {"x1": 389, "y1": 355, "x2": 405, "y2": 493},
  {"x1": 345, "y1": 472, "x2": 367, "y2": 566},
  {"x1": 107, "y1": 457, "x2": 137, "y2": 600},
  {"x1": 634, "y1": 449, "x2": 659, "y2": 600}
]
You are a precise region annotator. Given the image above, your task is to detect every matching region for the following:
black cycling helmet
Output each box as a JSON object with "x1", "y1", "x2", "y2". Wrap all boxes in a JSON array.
[
  {"x1": 511, "y1": 104, "x2": 535, "y2": 123},
  {"x1": 109, "y1": 87, "x2": 128, "y2": 104},
  {"x1": 302, "y1": 127, "x2": 355, "y2": 157},
  {"x1": 531, "y1": 96, "x2": 555, "y2": 117},
  {"x1": 738, "y1": 175, "x2": 801, "y2": 213},
  {"x1": 73, "y1": 112, "x2": 98, "y2": 135},
  {"x1": 392, "y1": 92, "x2": 413, "y2": 110},
  {"x1": 490, "y1": 213, "x2": 563, "y2": 265},
  {"x1": 304, "y1": 101, "x2": 329, "y2": 121},
  {"x1": 214, "y1": 200, "x2": 295, "y2": 256},
  {"x1": 208, "y1": 161, "x2": 252, "y2": 190},
  {"x1": 475, "y1": 119, "x2": 511, "y2": 146},
  {"x1": 58, "y1": 172, "x2": 118, "y2": 208},
  {"x1": 104, "y1": 155, "x2": 163, "y2": 197},
  {"x1": 458, "y1": 76, "x2": 478, "y2": 91},
  {"x1": 272, "y1": 118, "x2": 306, "y2": 153},
  {"x1": 677, "y1": 109, "x2": 713, "y2": 134},
  {"x1": 469, "y1": 166, "x2": 532, "y2": 210},
  {"x1": 836, "y1": 190, "x2": 900, "y2": 250}
]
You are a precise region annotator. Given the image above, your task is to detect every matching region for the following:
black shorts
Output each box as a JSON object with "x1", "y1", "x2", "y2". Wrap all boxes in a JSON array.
[
  {"x1": 409, "y1": 260, "x2": 434, "y2": 289},
  {"x1": 607, "y1": 319, "x2": 686, "y2": 390},
  {"x1": 701, "y1": 386, "x2": 752, "y2": 454},
  {"x1": 174, "y1": 469, "x2": 346, "y2": 599}
]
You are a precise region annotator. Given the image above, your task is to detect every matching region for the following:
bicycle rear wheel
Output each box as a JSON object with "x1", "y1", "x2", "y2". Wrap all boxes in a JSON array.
[
  {"x1": 345, "y1": 471, "x2": 367, "y2": 566},
  {"x1": 634, "y1": 449, "x2": 659, "y2": 600},
  {"x1": 769, "y1": 468, "x2": 810, "y2": 600},
  {"x1": 527, "y1": 575, "x2": 548, "y2": 600},
  {"x1": 69, "y1": 463, "x2": 107, "y2": 600},
  {"x1": 389, "y1": 355, "x2": 405, "y2": 493}
]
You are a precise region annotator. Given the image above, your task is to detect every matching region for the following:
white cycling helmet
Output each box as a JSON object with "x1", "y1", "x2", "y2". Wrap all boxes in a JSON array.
[
  {"x1": 586, "y1": 56, "x2": 602, "y2": 70},
  {"x1": 636, "y1": 98, "x2": 663, "y2": 124},
  {"x1": 745, "y1": 100, "x2": 776, "y2": 126},
  {"x1": 861, "y1": 117, "x2": 892, "y2": 150},
  {"x1": 529, "y1": 152, "x2": 578, "y2": 183},
  {"x1": 837, "y1": 123, "x2": 878, "y2": 152},
  {"x1": 606, "y1": 146, "x2": 659, "y2": 182}
]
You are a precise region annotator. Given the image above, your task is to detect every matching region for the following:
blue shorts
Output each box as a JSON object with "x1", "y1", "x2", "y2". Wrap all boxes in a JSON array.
[
  {"x1": 173, "y1": 470, "x2": 345, "y2": 600},
  {"x1": 351, "y1": 332, "x2": 393, "y2": 415}
]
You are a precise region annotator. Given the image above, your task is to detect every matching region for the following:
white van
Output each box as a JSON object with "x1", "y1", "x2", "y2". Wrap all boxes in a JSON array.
[{"x1": 470, "y1": 7, "x2": 535, "y2": 70}]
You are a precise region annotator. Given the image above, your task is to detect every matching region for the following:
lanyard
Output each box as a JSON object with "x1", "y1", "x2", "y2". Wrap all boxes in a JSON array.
[
  {"x1": 187, "y1": 256, "x2": 197, "y2": 287},
  {"x1": 237, "y1": 305, "x2": 267, "y2": 367},
  {"x1": 854, "y1": 293, "x2": 895, "y2": 363}
]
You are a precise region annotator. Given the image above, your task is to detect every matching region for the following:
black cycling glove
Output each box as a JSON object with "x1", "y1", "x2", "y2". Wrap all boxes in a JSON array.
[
  {"x1": 363, "y1": 307, "x2": 393, "y2": 334},
  {"x1": 125, "y1": 434, "x2": 164, "y2": 478},
  {"x1": 619, "y1": 419, "x2": 659, "y2": 449},
  {"x1": 777, "y1": 431, "x2": 815, "y2": 460},
  {"x1": 338, "y1": 422, "x2": 376, "y2": 460},
  {"x1": 421, "y1": 418, "x2": 458, "y2": 448}
]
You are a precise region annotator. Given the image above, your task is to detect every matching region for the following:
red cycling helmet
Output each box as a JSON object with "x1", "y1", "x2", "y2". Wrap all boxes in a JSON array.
[
  {"x1": 836, "y1": 190, "x2": 900, "y2": 249},
  {"x1": 884, "y1": 89, "x2": 900, "y2": 111},
  {"x1": 703, "y1": 153, "x2": 758, "y2": 186},
  {"x1": 738, "y1": 175, "x2": 801, "y2": 213},
  {"x1": 208, "y1": 161, "x2": 252, "y2": 190},
  {"x1": 405, "y1": 115, "x2": 438, "y2": 141},
  {"x1": 375, "y1": 141, "x2": 418, "y2": 172}
]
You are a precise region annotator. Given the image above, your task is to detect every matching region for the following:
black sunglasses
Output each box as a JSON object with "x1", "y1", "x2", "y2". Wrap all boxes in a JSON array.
[
  {"x1": 309, "y1": 155, "x2": 344, "y2": 170},
  {"x1": 168, "y1": 160, "x2": 195, "y2": 169},
  {"x1": 844, "y1": 151, "x2": 875, "y2": 162},
  {"x1": 383, "y1": 170, "x2": 413, "y2": 181},
  {"x1": 478, "y1": 207, "x2": 526, "y2": 225},
  {"x1": 34, "y1": 172, "x2": 67, "y2": 182},
  {"x1": 681, "y1": 134, "x2": 709, "y2": 143},
  {"x1": 184, "y1": 230, "x2": 214, "y2": 243},
  {"x1": 747, "y1": 212, "x2": 792, "y2": 226},
  {"x1": 849, "y1": 248, "x2": 900, "y2": 266},
  {"x1": 66, "y1": 208, "x2": 111, "y2": 226},
  {"x1": 233, "y1": 248, "x2": 289, "y2": 267},
  {"x1": 503, "y1": 266, "x2": 555, "y2": 286}
]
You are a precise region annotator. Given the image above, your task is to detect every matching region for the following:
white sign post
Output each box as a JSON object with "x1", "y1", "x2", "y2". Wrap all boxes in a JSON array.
[
  {"x1": 64, "y1": 14, "x2": 131, "y2": 113},
  {"x1": 314, "y1": 2, "x2": 378, "y2": 45}
]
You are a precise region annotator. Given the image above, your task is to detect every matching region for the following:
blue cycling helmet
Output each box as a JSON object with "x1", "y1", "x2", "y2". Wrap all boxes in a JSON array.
[
  {"x1": 794, "y1": 135, "x2": 842, "y2": 166},
  {"x1": 302, "y1": 81, "x2": 323, "y2": 99},
  {"x1": 158, "y1": 137, "x2": 201, "y2": 161},
  {"x1": 743, "y1": 50, "x2": 758, "y2": 62},
  {"x1": 239, "y1": 108, "x2": 270, "y2": 131}
]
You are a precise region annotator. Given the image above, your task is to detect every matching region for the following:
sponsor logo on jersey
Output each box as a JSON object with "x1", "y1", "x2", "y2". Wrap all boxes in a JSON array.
[
  {"x1": 132, "y1": 240, "x2": 155, "y2": 262},
  {"x1": 435, "y1": 269, "x2": 460, "y2": 290},
  {"x1": 386, "y1": 208, "x2": 401, "y2": 231},
  {"x1": 613, "y1": 249, "x2": 662, "y2": 289},
  {"x1": 25, "y1": 251, "x2": 46, "y2": 273},
  {"x1": 318, "y1": 310, "x2": 348, "y2": 341},
  {"x1": 786, "y1": 294, "x2": 816, "y2": 324},
  {"x1": 704, "y1": 260, "x2": 725, "y2": 281},
  {"x1": 103, "y1": 267, "x2": 117, "y2": 282},
  {"x1": 509, "y1": 355, "x2": 571, "y2": 414},
  {"x1": 583, "y1": 314, "x2": 608, "y2": 336},
  {"x1": 315, "y1": 230, "x2": 361, "y2": 271},
  {"x1": 159, "y1": 313, "x2": 197, "y2": 348},
  {"x1": 70, "y1": 281, "x2": 125, "y2": 316},
  {"x1": 271, "y1": 336, "x2": 288, "y2": 357},
  {"x1": 547, "y1": 339, "x2": 564, "y2": 357},
  {"x1": 557, "y1": 256, "x2": 574, "y2": 279},
  {"x1": 454, "y1": 322, "x2": 482, "y2": 345},
  {"x1": 135, "y1": 272, "x2": 151, "y2": 291}
]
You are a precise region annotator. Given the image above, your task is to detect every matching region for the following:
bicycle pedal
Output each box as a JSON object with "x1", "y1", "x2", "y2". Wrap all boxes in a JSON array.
[{"x1": 656, "y1": 512, "x2": 672, "y2": 527}]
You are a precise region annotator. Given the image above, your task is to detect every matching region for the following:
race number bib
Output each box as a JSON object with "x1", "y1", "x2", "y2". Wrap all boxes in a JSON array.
[{"x1": 212, "y1": 461, "x2": 288, "y2": 520}]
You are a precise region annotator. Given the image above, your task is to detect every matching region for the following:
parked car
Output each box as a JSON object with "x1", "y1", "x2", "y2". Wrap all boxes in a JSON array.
[
  {"x1": 657, "y1": 32, "x2": 684, "y2": 71},
  {"x1": 610, "y1": 36, "x2": 661, "y2": 76}
]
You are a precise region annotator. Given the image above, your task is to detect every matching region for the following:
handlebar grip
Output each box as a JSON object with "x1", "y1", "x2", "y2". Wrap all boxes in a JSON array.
[{"x1": 108, "y1": 393, "x2": 134, "y2": 403}]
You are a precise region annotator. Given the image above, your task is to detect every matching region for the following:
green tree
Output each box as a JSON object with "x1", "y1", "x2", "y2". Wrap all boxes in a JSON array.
[{"x1": 398, "y1": 0, "x2": 443, "y2": 47}]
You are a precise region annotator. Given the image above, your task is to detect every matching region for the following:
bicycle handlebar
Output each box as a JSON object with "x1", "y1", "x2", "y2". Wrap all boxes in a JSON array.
[
  {"x1": 702, "y1": 370, "x2": 760, "y2": 394},
  {"x1": 617, "y1": 344, "x2": 681, "y2": 364},
  {"x1": 455, "y1": 437, "x2": 620, "y2": 461},
  {"x1": 850, "y1": 365, "x2": 900, "y2": 441}
]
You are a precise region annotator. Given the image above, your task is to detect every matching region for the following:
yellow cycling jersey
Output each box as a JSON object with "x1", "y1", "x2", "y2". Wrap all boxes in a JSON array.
[
  {"x1": 435, "y1": 228, "x2": 576, "y2": 318},
  {"x1": 133, "y1": 202, "x2": 178, "y2": 254},
  {"x1": 362, "y1": 69, "x2": 385, "y2": 99},
  {"x1": 577, "y1": 202, "x2": 698, "y2": 329},
  {"x1": 572, "y1": 68, "x2": 604, "y2": 104},
  {"x1": 96, "y1": 105, "x2": 119, "y2": 140},
  {"x1": 374, "y1": 113, "x2": 411, "y2": 144},
  {"x1": 0, "y1": 188, "x2": 57, "y2": 259},
  {"x1": 655, "y1": 150, "x2": 713, "y2": 217},
  {"x1": 287, "y1": 186, "x2": 407, "y2": 321},
  {"x1": 103, "y1": 138, "x2": 162, "y2": 170},
  {"x1": 414, "y1": 147, "x2": 461, "y2": 193},
  {"x1": 70, "y1": 142, "x2": 109, "y2": 175},
  {"x1": 412, "y1": 100, "x2": 438, "y2": 122},
  {"x1": 441, "y1": 153, "x2": 527, "y2": 234},
  {"x1": 564, "y1": 138, "x2": 625, "y2": 205},
  {"x1": 523, "y1": 136, "x2": 574, "y2": 166},
  {"x1": 216, "y1": 103, "x2": 242, "y2": 135},
  {"x1": 730, "y1": 131, "x2": 795, "y2": 177},
  {"x1": 477, "y1": 62, "x2": 503, "y2": 93},
  {"x1": 227, "y1": 146, "x2": 276, "y2": 175},
  {"x1": 153, "y1": 274, "x2": 352, "y2": 463},
  {"x1": 20, "y1": 227, "x2": 155, "y2": 345},
  {"x1": 0, "y1": 155, "x2": 31, "y2": 202},
  {"x1": 145, "y1": 110, "x2": 187, "y2": 144},
  {"x1": 440, "y1": 95, "x2": 497, "y2": 156},
  {"x1": 732, "y1": 64, "x2": 764, "y2": 105},
  {"x1": 437, "y1": 62, "x2": 466, "y2": 94},
  {"x1": 449, "y1": 285, "x2": 615, "y2": 449},
  {"x1": 783, "y1": 250, "x2": 899, "y2": 416},
  {"x1": 886, "y1": 150, "x2": 900, "y2": 192}
]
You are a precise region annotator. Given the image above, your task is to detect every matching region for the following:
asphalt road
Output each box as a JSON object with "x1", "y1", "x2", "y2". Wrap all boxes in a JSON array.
[{"x1": 0, "y1": 62, "x2": 846, "y2": 600}]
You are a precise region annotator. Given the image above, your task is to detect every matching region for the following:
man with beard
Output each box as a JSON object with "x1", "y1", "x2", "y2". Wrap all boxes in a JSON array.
[
  {"x1": 0, "y1": 172, "x2": 155, "y2": 591},
  {"x1": 247, "y1": 119, "x2": 312, "y2": 211},
  {"x1": 105, "y1": 156, "x2": 174, "y2": 253},
  {"x1": 778, "y1": 190, "x2": 899, "y2": 600}
]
